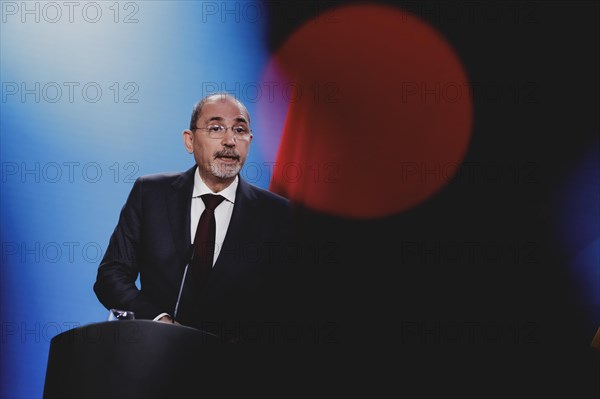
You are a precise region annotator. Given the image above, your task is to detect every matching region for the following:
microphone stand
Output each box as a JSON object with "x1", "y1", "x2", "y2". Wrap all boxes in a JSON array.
[{"x1": 173, "y1": 245, "x2": 194, "y2": 323}]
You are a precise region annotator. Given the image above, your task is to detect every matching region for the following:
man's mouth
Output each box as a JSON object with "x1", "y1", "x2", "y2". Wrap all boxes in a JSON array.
[{"x1": 215, "y1": 152, "x2": 240, "y2": 161}]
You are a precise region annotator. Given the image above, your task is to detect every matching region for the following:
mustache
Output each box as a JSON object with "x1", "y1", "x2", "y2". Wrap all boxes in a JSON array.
[{"x1": 214, "y1": 149, "x2": 240, "y2": 159}]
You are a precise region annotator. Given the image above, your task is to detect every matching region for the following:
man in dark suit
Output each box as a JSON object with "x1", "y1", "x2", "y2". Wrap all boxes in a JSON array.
[{"x1": 94, "y1": 93, "x2": 294, "y2": 341}]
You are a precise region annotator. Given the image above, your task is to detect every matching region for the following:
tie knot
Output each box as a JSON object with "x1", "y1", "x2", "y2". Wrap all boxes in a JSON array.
[{"x1": 201, "y1": 194, "x2": 225, "y2": 211}]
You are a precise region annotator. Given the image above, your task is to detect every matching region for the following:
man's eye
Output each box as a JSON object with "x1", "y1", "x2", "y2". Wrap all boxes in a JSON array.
[
  {"x1": 233, "y1": 126, "x2": 247, "y2": 134},
  {"x1": 208, "y1": 125, "x2": 223, "y2": 133}
]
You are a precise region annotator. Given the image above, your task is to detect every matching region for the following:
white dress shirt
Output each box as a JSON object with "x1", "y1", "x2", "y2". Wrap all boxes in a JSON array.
[
  {"x1": 154, "y1": 169, "x2": 237, "y2": 322},
  {"x1": 189, "y1": 168, "x2": 237, "y2": 265}
]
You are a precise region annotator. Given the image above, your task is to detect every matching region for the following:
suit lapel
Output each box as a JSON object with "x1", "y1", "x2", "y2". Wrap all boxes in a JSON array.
[
  {"x1": 211, "y1": 178, "x2": 256, "y2": 275},
  {"x1": 167, "y1": 165, "x2": 196, "y2": 259}
]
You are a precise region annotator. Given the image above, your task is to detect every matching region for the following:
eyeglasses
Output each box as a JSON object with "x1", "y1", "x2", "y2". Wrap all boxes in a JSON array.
[{"x1": 193, "y1": 124, "x2": 252, "y2": 140}]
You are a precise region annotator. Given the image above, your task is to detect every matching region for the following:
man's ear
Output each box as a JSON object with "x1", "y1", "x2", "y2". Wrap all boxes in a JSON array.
[{"x1": 182, "y1": 130, "x2": 194, "y2": 153}]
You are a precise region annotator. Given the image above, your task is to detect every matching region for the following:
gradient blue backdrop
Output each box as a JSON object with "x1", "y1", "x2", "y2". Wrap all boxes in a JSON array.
[{"x1": 1, "y1": 1, "x2": 281, "y2": 397}]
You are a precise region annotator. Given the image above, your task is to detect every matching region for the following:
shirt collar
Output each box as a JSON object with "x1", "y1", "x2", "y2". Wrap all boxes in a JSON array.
[{"x1": 192, "y1": 167, "x2": 237, "y2": 204}]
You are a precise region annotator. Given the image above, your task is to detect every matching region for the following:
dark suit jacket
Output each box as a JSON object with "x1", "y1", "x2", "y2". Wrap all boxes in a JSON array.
[{"x1": 94, "y1": 165, "x2": 294, "y2": 336}]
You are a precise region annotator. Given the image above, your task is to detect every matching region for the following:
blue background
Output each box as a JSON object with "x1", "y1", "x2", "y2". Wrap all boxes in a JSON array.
[{"x1": 1, "y1": 2, "x2": 281, "y2": 397}]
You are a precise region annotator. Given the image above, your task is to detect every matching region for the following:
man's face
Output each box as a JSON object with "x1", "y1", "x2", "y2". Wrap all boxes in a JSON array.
[{"x1": 183, "y1": 97, "x2": 252, "y2": 188}]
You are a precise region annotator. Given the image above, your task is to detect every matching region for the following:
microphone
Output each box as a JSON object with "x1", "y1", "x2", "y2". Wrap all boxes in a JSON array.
[{"x1": 173, "y1": 245, "x2": 194, "y2": 323}]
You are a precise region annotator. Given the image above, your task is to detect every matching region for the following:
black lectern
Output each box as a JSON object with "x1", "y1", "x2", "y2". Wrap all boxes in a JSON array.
[{"x1": 43, "y1": 320, "x2": 219, "y2": 399}]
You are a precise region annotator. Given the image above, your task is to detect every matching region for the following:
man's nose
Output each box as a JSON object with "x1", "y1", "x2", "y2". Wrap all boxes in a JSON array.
[{"x1": 221, "y1": 129, "x2": 237, "y2": 145}]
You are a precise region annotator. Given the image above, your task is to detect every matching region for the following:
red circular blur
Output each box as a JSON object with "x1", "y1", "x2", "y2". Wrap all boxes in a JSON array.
[{"x1": 265, "y1": 4, "x2": 473, "y2": 218}]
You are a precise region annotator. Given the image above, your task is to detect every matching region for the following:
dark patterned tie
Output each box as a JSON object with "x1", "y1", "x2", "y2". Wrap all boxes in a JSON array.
[{"x1": 191, "y1": 194, "x2": 225, "y2": 288}]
